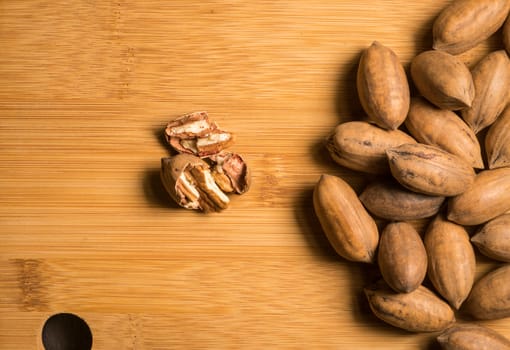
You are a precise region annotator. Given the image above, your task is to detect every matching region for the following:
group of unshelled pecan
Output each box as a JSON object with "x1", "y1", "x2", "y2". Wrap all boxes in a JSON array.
[
  {"x1": 160, "y1": 111, "x2": 250, "y2": 212},
  {"x1": 314, "y1": 0, "x2": 510, "y2": 348}
]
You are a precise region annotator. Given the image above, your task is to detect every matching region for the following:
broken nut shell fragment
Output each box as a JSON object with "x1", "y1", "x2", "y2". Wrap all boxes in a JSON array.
[
  {"x1": 209, "y1": 151, "x2": 251, "y2": 195},
  {"x1": 161, "y1": 154, "x2": 230, "y2": 212}
]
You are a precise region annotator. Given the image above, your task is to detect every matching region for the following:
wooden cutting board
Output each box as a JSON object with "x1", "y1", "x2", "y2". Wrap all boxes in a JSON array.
[{"x1": 1, "y1": 1, "x2": 509, "y2": 349}]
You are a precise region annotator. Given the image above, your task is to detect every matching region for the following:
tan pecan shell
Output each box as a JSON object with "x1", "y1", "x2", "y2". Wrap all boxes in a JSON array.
[
  {"x1": 447, "y1": 167, "x2": 510, "y2": 225},
  {"x1": 410, "y1": 50, "x2": 474, "y2": 110},
  {"x1": 326, "y1": 121, "x2": 416, "y2": 174},
  {"x1": 461, "y1": 50, "x2": 510, "y2": 134},
  {"x1": 313, "y1": 174, "x2": 379, "y2": 263},
  {"x1": 405, "y1": 97, "x2": 483, "y2": 168},
  {"x1": 364, "y1": 281, "x2": 455, "y2": 332},
  {"x1": 424, "y1": 213, "x2": 476, "y2": 309},
  {"x1": 463, "y1": 264, "x2": 510, "y2": 320},
  {"x1": 359, "y1": 180, "x2": 445, "y2": 221},
  {"x1": 471, "y1": 214, "x2": 510, "y2": 262},
  {"x1": 433, "y1": 0, "x2": 510, "y2": 55},
  {"x1": 485, "y1": 106, "x2": 510, "y2": 169},
  {"x1": 437, "y1": 324, "x2": 510, "y2": 350},
  {"x1": 356, "y1": 41, "x2": 410, "y2": 130},
  {"x1": 386, "y1": 143, "x2": 475, "y2": 196},
  {"x1": 377, "y1": 222, "x2": 427, "y2": 293}
]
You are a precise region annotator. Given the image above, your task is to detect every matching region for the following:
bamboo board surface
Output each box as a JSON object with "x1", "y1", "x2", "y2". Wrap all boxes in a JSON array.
[{"x1": 1, "y1": 1, "x2": 509, "y2": 349}]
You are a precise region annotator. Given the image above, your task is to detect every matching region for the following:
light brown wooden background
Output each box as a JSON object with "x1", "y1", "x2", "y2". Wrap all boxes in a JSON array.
[{"x1": 1, "y1": 1, "x2": 508, "y2": 349}]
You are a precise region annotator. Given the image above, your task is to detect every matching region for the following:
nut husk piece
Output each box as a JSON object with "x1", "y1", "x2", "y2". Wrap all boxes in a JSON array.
[
  {"x1": 461, "y1": 50, "x2": 510, "y2": 134},
  {"x1": 326, "y1": 121, "x2": 416, "y2": 174},
  {"x1": 161, "y1": 154, "x2": 230, "y2": 212},
  {"x1": 463, "y1": 264, "x2": 510, "y2": 320},
  {"x1": 424, "y1": 214, "x2": 476, "y2": 309},
  {"x1": 471, "y1": 214, "x2": 510, "y2": 262},
  {"x1": 356, "y1": 41, "x2": 410, "y2": 130},
  {"x1": 165, "y1": 111, "x2": 217, "y2": 139},
  {"x1": 433, "y1": 0, "x2": 510, "y2": 55},
  {"x1": 359, "y1": 180, "x2": 445, "y2": 221},
  {"x1": 437, "y1": 324, "x2": 510, "y2": 350},
  {"x1": 208, "y1": 151, "x2": 251, "y2": 194},
  {"x1": 447, "y1": 168, "x2": 510, "y2": 226},
  {"x1": 405, "y1": 97, "x2": 483, "y2": 168},
  {"x1": 386, "y1": 143, "x2": 475, "y2": 196},
  {"x1": 313, "y1": 174, "x2": 379, "y2": 263},
  {"x1": 410, "y1": 50, "x2": 474, "y2": 110},
  {"x1": 378, "y1": 222, "x2": 427, "y2": 293},
  {"x1": 364, "y1": 280, "x2": 455, "y2": 332},
  {"x1": 486, "y1": 106, "x2": 510, "y2": 169}
]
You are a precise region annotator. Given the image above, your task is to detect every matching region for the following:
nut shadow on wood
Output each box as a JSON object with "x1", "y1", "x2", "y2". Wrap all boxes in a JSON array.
[
  {"x1": 142, "y1": 168, "x2": 180, "y2": 209},
  {"x1": 293, "y1": 186, "x2": 339, "y2": 261},
  {"x1": 309, "y1": 137, "x2": 335, "y2": 171},
  {"x1": 347, "y1": 263, "x2": 382, "y2": 319},
  {"x1": 423, "y1": 337, "x2": 443, "y2": 350},
  {"x1": 412, "y1": 10, "x2": 435, "y2": 60},
  {"x1": 293, "y1": 186, "x2": 416, "y2": 339},
  {"x1": 153, "y1": 126, "x2": 176, "y2": 157},
  {"x1": 349, "y1": 273, "x2": 446, "y2": 350},
  {"x1": 334, "y1": 51, "x2": 364, "y2": 122},
  {"x1": 308, "y1": 137, "x2": 372, "y2": 192},
  {"x1": 409, "y1": 13, "x2": 436, "y2": 99},
  {"x1": 145, "y1": 125, "x2": 181, "y2": 209}
]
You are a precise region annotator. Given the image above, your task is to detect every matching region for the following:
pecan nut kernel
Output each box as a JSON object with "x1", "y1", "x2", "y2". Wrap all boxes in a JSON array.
[
  {"x1": 165, "y1": 111, "x2": 217, "y2": 139},
  {"x1": 165, "y1": 111, "x2": 235, "y2": 157},
  {"x1": 169, "y1": 129, "x2": 235, "y2": 157}
]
